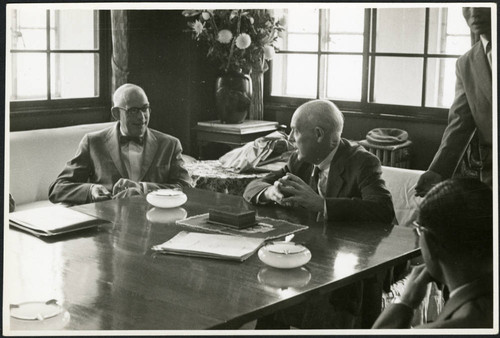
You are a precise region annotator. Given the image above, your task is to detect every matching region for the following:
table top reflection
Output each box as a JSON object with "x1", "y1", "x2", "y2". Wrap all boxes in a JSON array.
[{"x1": 6, "y1": 188, "x2": 420, "y2": 331}]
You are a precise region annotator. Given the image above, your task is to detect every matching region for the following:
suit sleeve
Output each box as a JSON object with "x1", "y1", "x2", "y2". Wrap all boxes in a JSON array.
[
  {"x1": 243, "y1": 156, "x2": 294, "y2": 204},
  {"x1": 428, "y1": 59, "x2": 476, "y2": 178},
  {"x1": 48, "y1": 135, "x2": 94, "y2": 204},
  {"x1": 372, "y1": 303, "x2": 414, "y2": 329},
  {"x1": 325, "y1": 154, "x2": 395, "y2": 223},
  {"x1": 142, "y1": 138, "x2": 193, "y2": 192}
]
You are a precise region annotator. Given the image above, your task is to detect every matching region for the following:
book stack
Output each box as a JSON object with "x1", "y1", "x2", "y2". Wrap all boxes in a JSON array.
[{"x1": 208, "y1": 208, "x2": 256, "y2": 229}]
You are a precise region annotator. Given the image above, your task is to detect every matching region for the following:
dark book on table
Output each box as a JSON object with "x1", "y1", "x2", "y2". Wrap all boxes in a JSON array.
[
  {"x1": 208, "y1": 207, "x2": 256, "y2": 229},
  {"x1": 9, "y1": 206, "x2": 105, "y2": 237}
]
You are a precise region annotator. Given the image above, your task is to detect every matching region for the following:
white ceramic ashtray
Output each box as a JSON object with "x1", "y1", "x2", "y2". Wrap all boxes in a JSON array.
[
  {"x1": 258, "y1": 241, "x2": 312, "y2": 269},
  {"x1": 146, "y1": 189, "x2": 187, "y2": 208},
  {"x1": 10, "y1": 299, "x2": 63, "y2": 321}
]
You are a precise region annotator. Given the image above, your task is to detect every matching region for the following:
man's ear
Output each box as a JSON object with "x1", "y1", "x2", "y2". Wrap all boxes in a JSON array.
[
  {"x1": 111, "y1": 107, "x2": 121, "y2": 121},
  {"x1": 314, "y1": 126, "x2": 325, "y2": 142}
]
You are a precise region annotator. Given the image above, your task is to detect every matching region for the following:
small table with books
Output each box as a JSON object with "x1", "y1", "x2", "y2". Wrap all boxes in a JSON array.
[
  {"x1": 193, "y1": 120, "x2": 280, "y2": 159},
  {"x1": 6, "y1": 188, "x2": 420, "y2": 332}
]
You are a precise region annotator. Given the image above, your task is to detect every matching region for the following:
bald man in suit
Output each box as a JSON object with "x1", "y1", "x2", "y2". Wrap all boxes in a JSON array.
[
  {"x1": 49, "y1": 83, "x2": 191, "y2": 204},
  {"x1": 416, "y1": 7, "x2": 492, "y2": 196}
]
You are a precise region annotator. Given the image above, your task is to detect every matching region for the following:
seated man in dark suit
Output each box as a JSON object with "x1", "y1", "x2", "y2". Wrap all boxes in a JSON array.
[
  {"x1": 244, "y1": 99, "x2": 394, "y2": 223},
  {"x1": 244, "y1": 100, "x2": 395, "y2": 329},
  {"x1": 373, "y1": 178, "x2": 493, "y2": 328},
  {"x1": 49, "y1": 83, "x2": 192, "y2": 205}
]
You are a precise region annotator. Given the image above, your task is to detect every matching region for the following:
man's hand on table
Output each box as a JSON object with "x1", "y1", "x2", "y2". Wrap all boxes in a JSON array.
[
  {"x1": 278, "y1": 174, "x2": 324, "y2": 212},
  {"x1": 90, "y1": 184, "x2": 112, "y2": 202},
  {"x1": 112, "y1": 178, "x2": 144, "y2": 199}
]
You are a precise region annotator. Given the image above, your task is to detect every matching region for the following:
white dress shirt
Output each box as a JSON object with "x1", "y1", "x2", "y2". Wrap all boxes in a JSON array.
[
  {"x1": 120, "y1": 128, "x2": 145, "y2": 182},
  {"x1": 480, "y1": 34, "x2": 492, "y2": 68}
]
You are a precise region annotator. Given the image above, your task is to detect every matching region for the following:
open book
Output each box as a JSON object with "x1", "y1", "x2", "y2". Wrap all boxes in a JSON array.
[
  {"x1": 9, "y1": 206, "x2": 105, "y2": 237},
  {"x1": 152, "y1": 231, "x2": 265, "y2": 262}
]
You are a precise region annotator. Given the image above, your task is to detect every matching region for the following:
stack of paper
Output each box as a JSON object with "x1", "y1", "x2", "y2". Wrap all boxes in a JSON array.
[
  {"x1": 152, "y1": 231, "x2": 265, "y2": 261},
  {"x1": 10, "y1": 206, "x2": 104, "y2": 237}
]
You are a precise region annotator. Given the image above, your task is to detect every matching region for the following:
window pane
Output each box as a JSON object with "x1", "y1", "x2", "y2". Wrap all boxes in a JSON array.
[
  {"x1": 10, "y1": 8, "x2": 47, "y2": 50},
  {"x1": 373, "y1": 57, "x2": 423, "y2": 106},
  {"x1": 324, "y1": 8, "x2": 364, "y2": 52},
  {"x1": 51, "y1": 53, "x2": 99, "y2": 99},
  {"x1": 287, "y1": 34, "x2": 318, "y2": 51},
  {"x1": 276, "y1": 9, "x2": 319, "y2": 51},
  {"x1": 325, "y1": 55, "x2": 362, "y2": 101},
  {"x1": 376, "y1": 8, "x2": 425, "y2": 53},
  {"x1": 425, "y1": 57, "x2": 457, "y2": 108},
  {"x1": 10, "y1": 53, "x2": 47, "y2": 100},
  {"x1": 271, "y1": 53, "x2": 317, "y2": 98},
  {"x1": 428, "y1": 7, "x2": 471, "y2": 54},
  {"x1": 50, "y1": 10, "x2": 98, "y2": 50},
  {"x1": 329, "y1": 8, "x2": 364, "y2": 33},
  {"x1": 327, "y1": 34, "x2": 364, "y2": 53}
]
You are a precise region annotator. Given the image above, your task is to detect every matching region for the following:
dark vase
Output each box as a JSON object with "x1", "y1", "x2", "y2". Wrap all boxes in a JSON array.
[{"x1": 215, "y1": 71, "x2": 253, "y2": 124}]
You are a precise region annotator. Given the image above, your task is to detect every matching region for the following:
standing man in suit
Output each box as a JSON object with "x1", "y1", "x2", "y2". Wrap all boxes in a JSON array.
[
  {"x1": 244, "y1": 99, "x2": 394, "y2": 223},
  {"x1": 49, "y1": 83, "x2": 192, "y2": 205},
  {"x1": 244, "y1": 99, "x2": 394, "y2": 329},
  {"x1": 373, "y1": 178, "x2": 493, "y2": 328},
  {"x1": 416, "y1": 7, "x2": 492, "y2": 196}
]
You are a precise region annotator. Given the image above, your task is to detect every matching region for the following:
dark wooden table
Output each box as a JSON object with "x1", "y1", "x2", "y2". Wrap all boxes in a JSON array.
[{"x1": 6, "y1": 188, "x2": 420, "y2": 331}]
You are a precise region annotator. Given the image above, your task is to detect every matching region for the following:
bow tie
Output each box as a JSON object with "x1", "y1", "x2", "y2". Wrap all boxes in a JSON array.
[{"x1": 120, "y1": 135, "x2": 144, "y2": 145}]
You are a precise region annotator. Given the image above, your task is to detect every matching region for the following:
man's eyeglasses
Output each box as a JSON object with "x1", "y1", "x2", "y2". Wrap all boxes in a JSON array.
[
  {"x1": 115, "y1": 105, "x2": 150, "y2": 115},
  {"x1": 412, "y1": 220, "x2": 430, "y2": 237}
]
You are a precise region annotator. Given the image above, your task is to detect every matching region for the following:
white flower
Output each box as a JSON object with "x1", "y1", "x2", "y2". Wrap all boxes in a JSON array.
[
  {"x1": 249, "y1": 16, "x2": 255, "y2": 25},
  {"x1": 235, "y1": 33, "x2": 251, "y2": 49},
  {"x1": 190, "y1": 20, "x2": 205, "y2": 38},
  {"x1": 217, "y1": 29, "x2": 233, "y2": 44},
  {"x1": 201, "y1": 12, "x2": 210, "y2": 20},
  {"x1": 263, "y1": 45, "x2": 275, "y2": 60}
]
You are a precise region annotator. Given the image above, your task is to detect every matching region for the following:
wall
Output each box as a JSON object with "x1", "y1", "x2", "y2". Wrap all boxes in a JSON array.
[{"x1": 127, "y1": 10, "x2": 217, "y2": 157}]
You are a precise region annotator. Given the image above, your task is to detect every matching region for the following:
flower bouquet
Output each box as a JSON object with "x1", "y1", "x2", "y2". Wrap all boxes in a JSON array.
[{"x1": 182, "y1": 9, "x2": 285, "y2": 123}]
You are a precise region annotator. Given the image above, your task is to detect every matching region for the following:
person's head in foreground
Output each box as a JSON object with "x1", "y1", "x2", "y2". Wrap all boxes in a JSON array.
[
  {"x1": 289, "y1": 99, "x2": 344, "y2": 164},
  {"x1": 111, "y1": 83, "x2": 151, "y2": 137},
  {"x1": 462, "y1": 7, "x2": 491, "y2": 39},
  {"x1": 373, "y1": 178, "x2": 493, "y2": 328}
]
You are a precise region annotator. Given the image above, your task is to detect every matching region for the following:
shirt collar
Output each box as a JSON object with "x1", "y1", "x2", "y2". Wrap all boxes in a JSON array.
[
  {"x1": 480, "y1": 34, "x2": 490, "y2": 53},
  {"x1": 316, "y1": 143, "x2": 339, "y2": 172}
]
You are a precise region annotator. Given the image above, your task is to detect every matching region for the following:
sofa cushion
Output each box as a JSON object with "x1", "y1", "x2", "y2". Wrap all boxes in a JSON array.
[
  {"x1": 10, "y1": 122, "x2": 116, "y2": 207},
  {"x1": 381, "y1": 166, "x2": 424, "y2": 227}
]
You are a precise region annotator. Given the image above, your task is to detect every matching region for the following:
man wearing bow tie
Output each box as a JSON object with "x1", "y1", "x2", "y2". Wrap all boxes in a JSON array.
[
  {"x1": 49, "y1": 83, "x2": 192, "y2": 205},
  {"x1": 416, "y1": 7, "x2": 492, "y2": 196}
]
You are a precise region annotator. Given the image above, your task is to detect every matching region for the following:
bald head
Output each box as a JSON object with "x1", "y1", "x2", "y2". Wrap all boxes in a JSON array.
[
  {"x1": 113, "y1": 83, "x2": 148, "y2": 108},
  {"x1": 294, "y1": 100, "x2": 344, "y2": 139},
  {"x1": 289, "y1": 100, "x2": 344, "y2": 163}
]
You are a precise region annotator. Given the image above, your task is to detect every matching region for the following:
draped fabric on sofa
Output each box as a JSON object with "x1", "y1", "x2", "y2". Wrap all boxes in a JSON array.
[{"x1": 111, "y1": 10, "x2": 129, "y2": 95}]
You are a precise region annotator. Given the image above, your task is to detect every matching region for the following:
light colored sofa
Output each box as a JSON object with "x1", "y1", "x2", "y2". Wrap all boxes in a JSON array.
[{"x1": 9, "y1": 122, "x2": 116, "y2": 211}]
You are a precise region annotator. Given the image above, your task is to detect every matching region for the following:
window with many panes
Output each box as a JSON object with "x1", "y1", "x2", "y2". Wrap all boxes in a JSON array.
[
  {"x1": 270, "y1": 6, "x2": 471, "y2": 117},
  {"x1": 8, "y1": 7, "x2": 109, "y2": 111}
]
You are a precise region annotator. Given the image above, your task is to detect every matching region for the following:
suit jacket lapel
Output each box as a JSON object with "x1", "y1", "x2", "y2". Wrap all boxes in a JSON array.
[
  {"x1": 471, "y1": 41, "x2": 492, "y2": 104},
  {"x1": 105, "y1": 124, "x2": 127, "y2": 178},
  {"x1": 139, "y1": 129, "x2": 158, "y2": 181},
  {"x1": 326, "y1": 140, "x2": 347, "y2": 197}
]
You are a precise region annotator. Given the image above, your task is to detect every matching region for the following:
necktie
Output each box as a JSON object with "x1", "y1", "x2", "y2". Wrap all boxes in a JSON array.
[
  {"x1": 310, "y1": 166, "x2": 321, "y2": 194},
  {"x1": 120, "y1": 135, "x2": 144, "y2": 145},
  {"x1": 486, "y1": 42, "x2": 492, "y2": 69}
]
